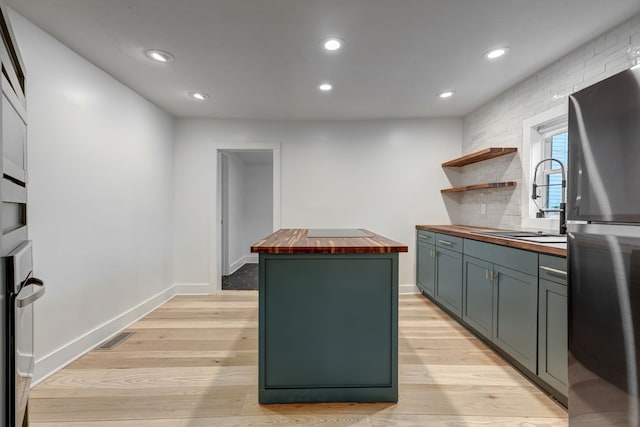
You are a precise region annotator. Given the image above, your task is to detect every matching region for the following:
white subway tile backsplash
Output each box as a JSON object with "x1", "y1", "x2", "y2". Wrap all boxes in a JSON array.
[
  {"x1": 584, "y1": 50, "x2": 607, "y2": 68},
  {"x1": 606, "y1": 56, "x2": 634, "y2": 72},
  {"x1": 583, "y1": 63, "x2": 606, "y2": 81},
  {"x1": 456, "y1": 13, "x2": 640, "y2": 229},
  {"x1": 557, "y1": 60, "x2": 584, "y2": 77}
]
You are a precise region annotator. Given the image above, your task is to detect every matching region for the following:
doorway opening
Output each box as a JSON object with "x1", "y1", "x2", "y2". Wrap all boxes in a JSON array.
[{"x1": 217, "y1": 148, "x2": 278, "y2": 292}]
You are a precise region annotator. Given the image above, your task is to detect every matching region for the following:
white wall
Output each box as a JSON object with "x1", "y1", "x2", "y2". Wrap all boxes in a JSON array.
[
  {"x1": 223, "y1": 152, "x2": 247, "y2": 272},
  {"x1": 457, "y1": 12, "x2": 640, "y2": 229},
  {"x1": 222, "y1": 155, "x2": 272, "y2": 273},
  {"x1": 10, "y1": 11, "x2": 175, "y2": 382},
  {"x1": 244, "y1": 162, "x2": 273, "y2": 257},
  {"x1": 174, "y1": 118, "x2": 462, "y2": 289}
]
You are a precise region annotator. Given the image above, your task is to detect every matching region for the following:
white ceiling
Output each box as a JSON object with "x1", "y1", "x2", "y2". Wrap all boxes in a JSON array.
[{"x1": 8, "y1": 0, "x2": 640, "y2": 120}]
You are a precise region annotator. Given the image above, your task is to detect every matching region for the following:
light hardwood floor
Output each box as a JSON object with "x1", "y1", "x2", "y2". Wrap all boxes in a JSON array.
[{"x1": 30, "y1": 292, "x2": 568, "y2": 426}]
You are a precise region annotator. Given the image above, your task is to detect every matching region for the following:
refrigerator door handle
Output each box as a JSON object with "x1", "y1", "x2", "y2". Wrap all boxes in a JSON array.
[
  {"x1": 16, "y1": 277, "x2": 45, "y2": 308},
  {"x1": 574, "y1": 166, "x2": 583, "y2": 210}
]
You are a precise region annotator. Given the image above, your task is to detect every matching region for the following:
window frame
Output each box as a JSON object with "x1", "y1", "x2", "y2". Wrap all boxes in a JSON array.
[
  {"x1": 539, "y1": 129, "x2": 568, "y2": 215},
  {"x1": 520, "y1": 103, "x2": 568, "y2": 232}
]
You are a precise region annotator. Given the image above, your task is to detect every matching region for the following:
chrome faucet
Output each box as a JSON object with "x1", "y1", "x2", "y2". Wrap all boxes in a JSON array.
[{"x1": 532, "y1": 158, "x2": 567, "y2": 235}]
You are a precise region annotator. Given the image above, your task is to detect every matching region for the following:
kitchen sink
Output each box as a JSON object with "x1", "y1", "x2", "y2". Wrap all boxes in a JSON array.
[{"x1": 472, "y1": 230, "x2": 567, "y2": 243}]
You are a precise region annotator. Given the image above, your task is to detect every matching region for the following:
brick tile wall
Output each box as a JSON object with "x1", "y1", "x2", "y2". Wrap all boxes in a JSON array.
[{"x1": 455, "y1": 13, "x2": 640, "y2": 229}]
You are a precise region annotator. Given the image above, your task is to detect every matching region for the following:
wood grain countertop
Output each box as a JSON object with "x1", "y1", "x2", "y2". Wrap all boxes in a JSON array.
[
  {"x1": 251, "y1": 229, "x2": 409, "y2": 254},
  {"x1": 416, "y1": 225, "x2": 567, "y2": 257}
]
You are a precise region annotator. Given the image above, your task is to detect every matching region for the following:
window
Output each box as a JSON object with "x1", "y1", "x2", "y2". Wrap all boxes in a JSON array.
[
  {"x1": 534, "y1": 130, "x2": 568, "y2": 216},
  {"x1": 521, "y1": 104, "x2": 568, "y2": 231}
]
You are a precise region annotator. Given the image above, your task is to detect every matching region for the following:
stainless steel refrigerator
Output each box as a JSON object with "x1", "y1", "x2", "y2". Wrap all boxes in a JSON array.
[{"x1": 567, "y1": 65, "x2": 640, "y2": 426}]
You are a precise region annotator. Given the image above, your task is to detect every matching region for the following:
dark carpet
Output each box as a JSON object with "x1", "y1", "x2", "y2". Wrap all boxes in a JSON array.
[{"x1": 222, "y1": 263, "x2": 258, "y2": 290}]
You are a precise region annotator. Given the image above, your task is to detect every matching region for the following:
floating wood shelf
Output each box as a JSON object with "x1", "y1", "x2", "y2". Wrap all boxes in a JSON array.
[
  {"x1": 441, "y1": 182, "x2": 517, "y2": 193},
  {"x1": 442, "y1": 147, "x2": 517, "y2": 167}
]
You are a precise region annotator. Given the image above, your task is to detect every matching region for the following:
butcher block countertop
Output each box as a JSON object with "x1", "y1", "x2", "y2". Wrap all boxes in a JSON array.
[
  {"x1": 416, "y1": 225, "x2": 567, "y2": 257},
  {"x1": 251, "y1": 228, "x2": 409, "y2": 254}
]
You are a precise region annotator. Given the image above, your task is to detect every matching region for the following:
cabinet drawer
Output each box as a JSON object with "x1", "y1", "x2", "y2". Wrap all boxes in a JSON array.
[
  {"x1": 539, "y1": 254, "x2": 567, "y2": 286},
  {"x1": 436, "y1": 233, "x2": 463, "y2": 252},
  {"x1": 417, "y1": 230, "x2": 436, "y2": 244},
  {"x1": 464, "y1": 239, "x2": 537, "y2": 276}
]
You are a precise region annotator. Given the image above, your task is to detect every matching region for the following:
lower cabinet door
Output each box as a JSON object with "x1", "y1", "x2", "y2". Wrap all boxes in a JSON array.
[
  {"x1": 435, "y1": 247, "x2": 463, "y2": 317},
  {"x1": 416, "y1": 241, "x2": 435, "y2": 296},
  {"x1": 462, "y1": 255, "x2": 493, "y2": 340},
  {"x1": 538, "y1": 278, "x2": 568, "y2": 395},
  {"x1": 493, "y1": 265, "x2": 538, "y2": 372}
]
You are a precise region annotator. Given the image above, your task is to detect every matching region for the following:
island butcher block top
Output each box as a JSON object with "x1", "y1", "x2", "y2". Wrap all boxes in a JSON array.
[{"x1": 251, "y1": 228, "x2": 409, "y2": 254}]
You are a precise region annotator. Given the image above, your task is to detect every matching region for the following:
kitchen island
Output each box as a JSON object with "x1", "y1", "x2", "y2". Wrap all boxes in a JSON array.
[{"x1": 251, "y1": 228, "x2": 408, "y2": 404}]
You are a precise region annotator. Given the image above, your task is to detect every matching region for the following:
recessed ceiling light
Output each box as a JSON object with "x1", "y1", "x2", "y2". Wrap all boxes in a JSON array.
[
  {"x1": 318, "y1": 83, "x2": 333, "y2": 92},
  {"x1": 145, "y1": 49, "x2": 174, "y2": 63},
  {"x1": 189, "y1": 91, "x2": 210, "y2": 101},
  {"x1": 323, "y1": 38, "x2": 343, "y2": 52},
  {"x1": 439, "y1": 90, "x2": 455, "y2": 99},
  {"x1": 485, "y1": 47, "x2": 509, "y2": 60}
]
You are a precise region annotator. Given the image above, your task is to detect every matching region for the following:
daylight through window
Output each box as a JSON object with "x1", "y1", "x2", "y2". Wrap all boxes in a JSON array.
[{"x1": 541, "y1": 131, "x2": 568, "y2": 215}]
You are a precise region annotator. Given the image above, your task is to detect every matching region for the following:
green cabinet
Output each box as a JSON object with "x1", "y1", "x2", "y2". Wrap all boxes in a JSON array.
[
  {"x1": 435, "y1": 248, "x2": 463, "y2": 316},
  {"x1": 463, "y1": 239, "x2": 539, "y2": 372},
  {"x1": 434, "y1": 234, "x2": 463, "y2": 317},
  {"x1": 538, "y1": 254, "x2": 568, "y2": 397},
  {"x1": 462, "y1": 255, "x2": 493, "y2": 340},
  {"x1": 416, "y1": 229, "x2": 568, "y2": 403},
  {"x1": 493, "y1": 265, "x2": 538, "y2": 372},
  {"x1": 416, "y1": 231, "x2": 435, "y2": 296},
  {"x1": 416, "y1": 231, "x2": 463, "y2": 315},
  {"x1": 259, "y1": 253, "x2": 398, "y2": 403}
]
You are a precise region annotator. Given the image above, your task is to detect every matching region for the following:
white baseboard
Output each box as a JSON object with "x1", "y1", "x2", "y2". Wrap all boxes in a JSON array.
[
  {"x1": 229, "y1": 255, "x2": 258, "y2": 274},
  {"x1": 32, "y1": 285, "x2": 176, "y2": 387},
  {"x1": 174, "y1": 282, "x2": 212, "y2": 295},
  {"x1": 244, "y1": 254, "x2": 258, "y2": 264},
  {"x1": 399, "y1": 283, "x2": 420, "y2": 294},
  {"x1": 229, "y1": 257, "x2": 244, "y2": 274}
]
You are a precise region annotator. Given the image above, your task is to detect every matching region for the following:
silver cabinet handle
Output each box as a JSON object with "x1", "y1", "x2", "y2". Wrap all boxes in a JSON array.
[
  {"x1": 438, "y1": 240, "x2": 453, "y2": 246},
  {"x1": 485, "y1": 269, "x2": 489, "y2": 280},
  {"x1": 17, "y1": 277, "x2": 45, "y2": 308},
  {"x1": 540, "y1": 265, "x2": 567, "y2": 276}
]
